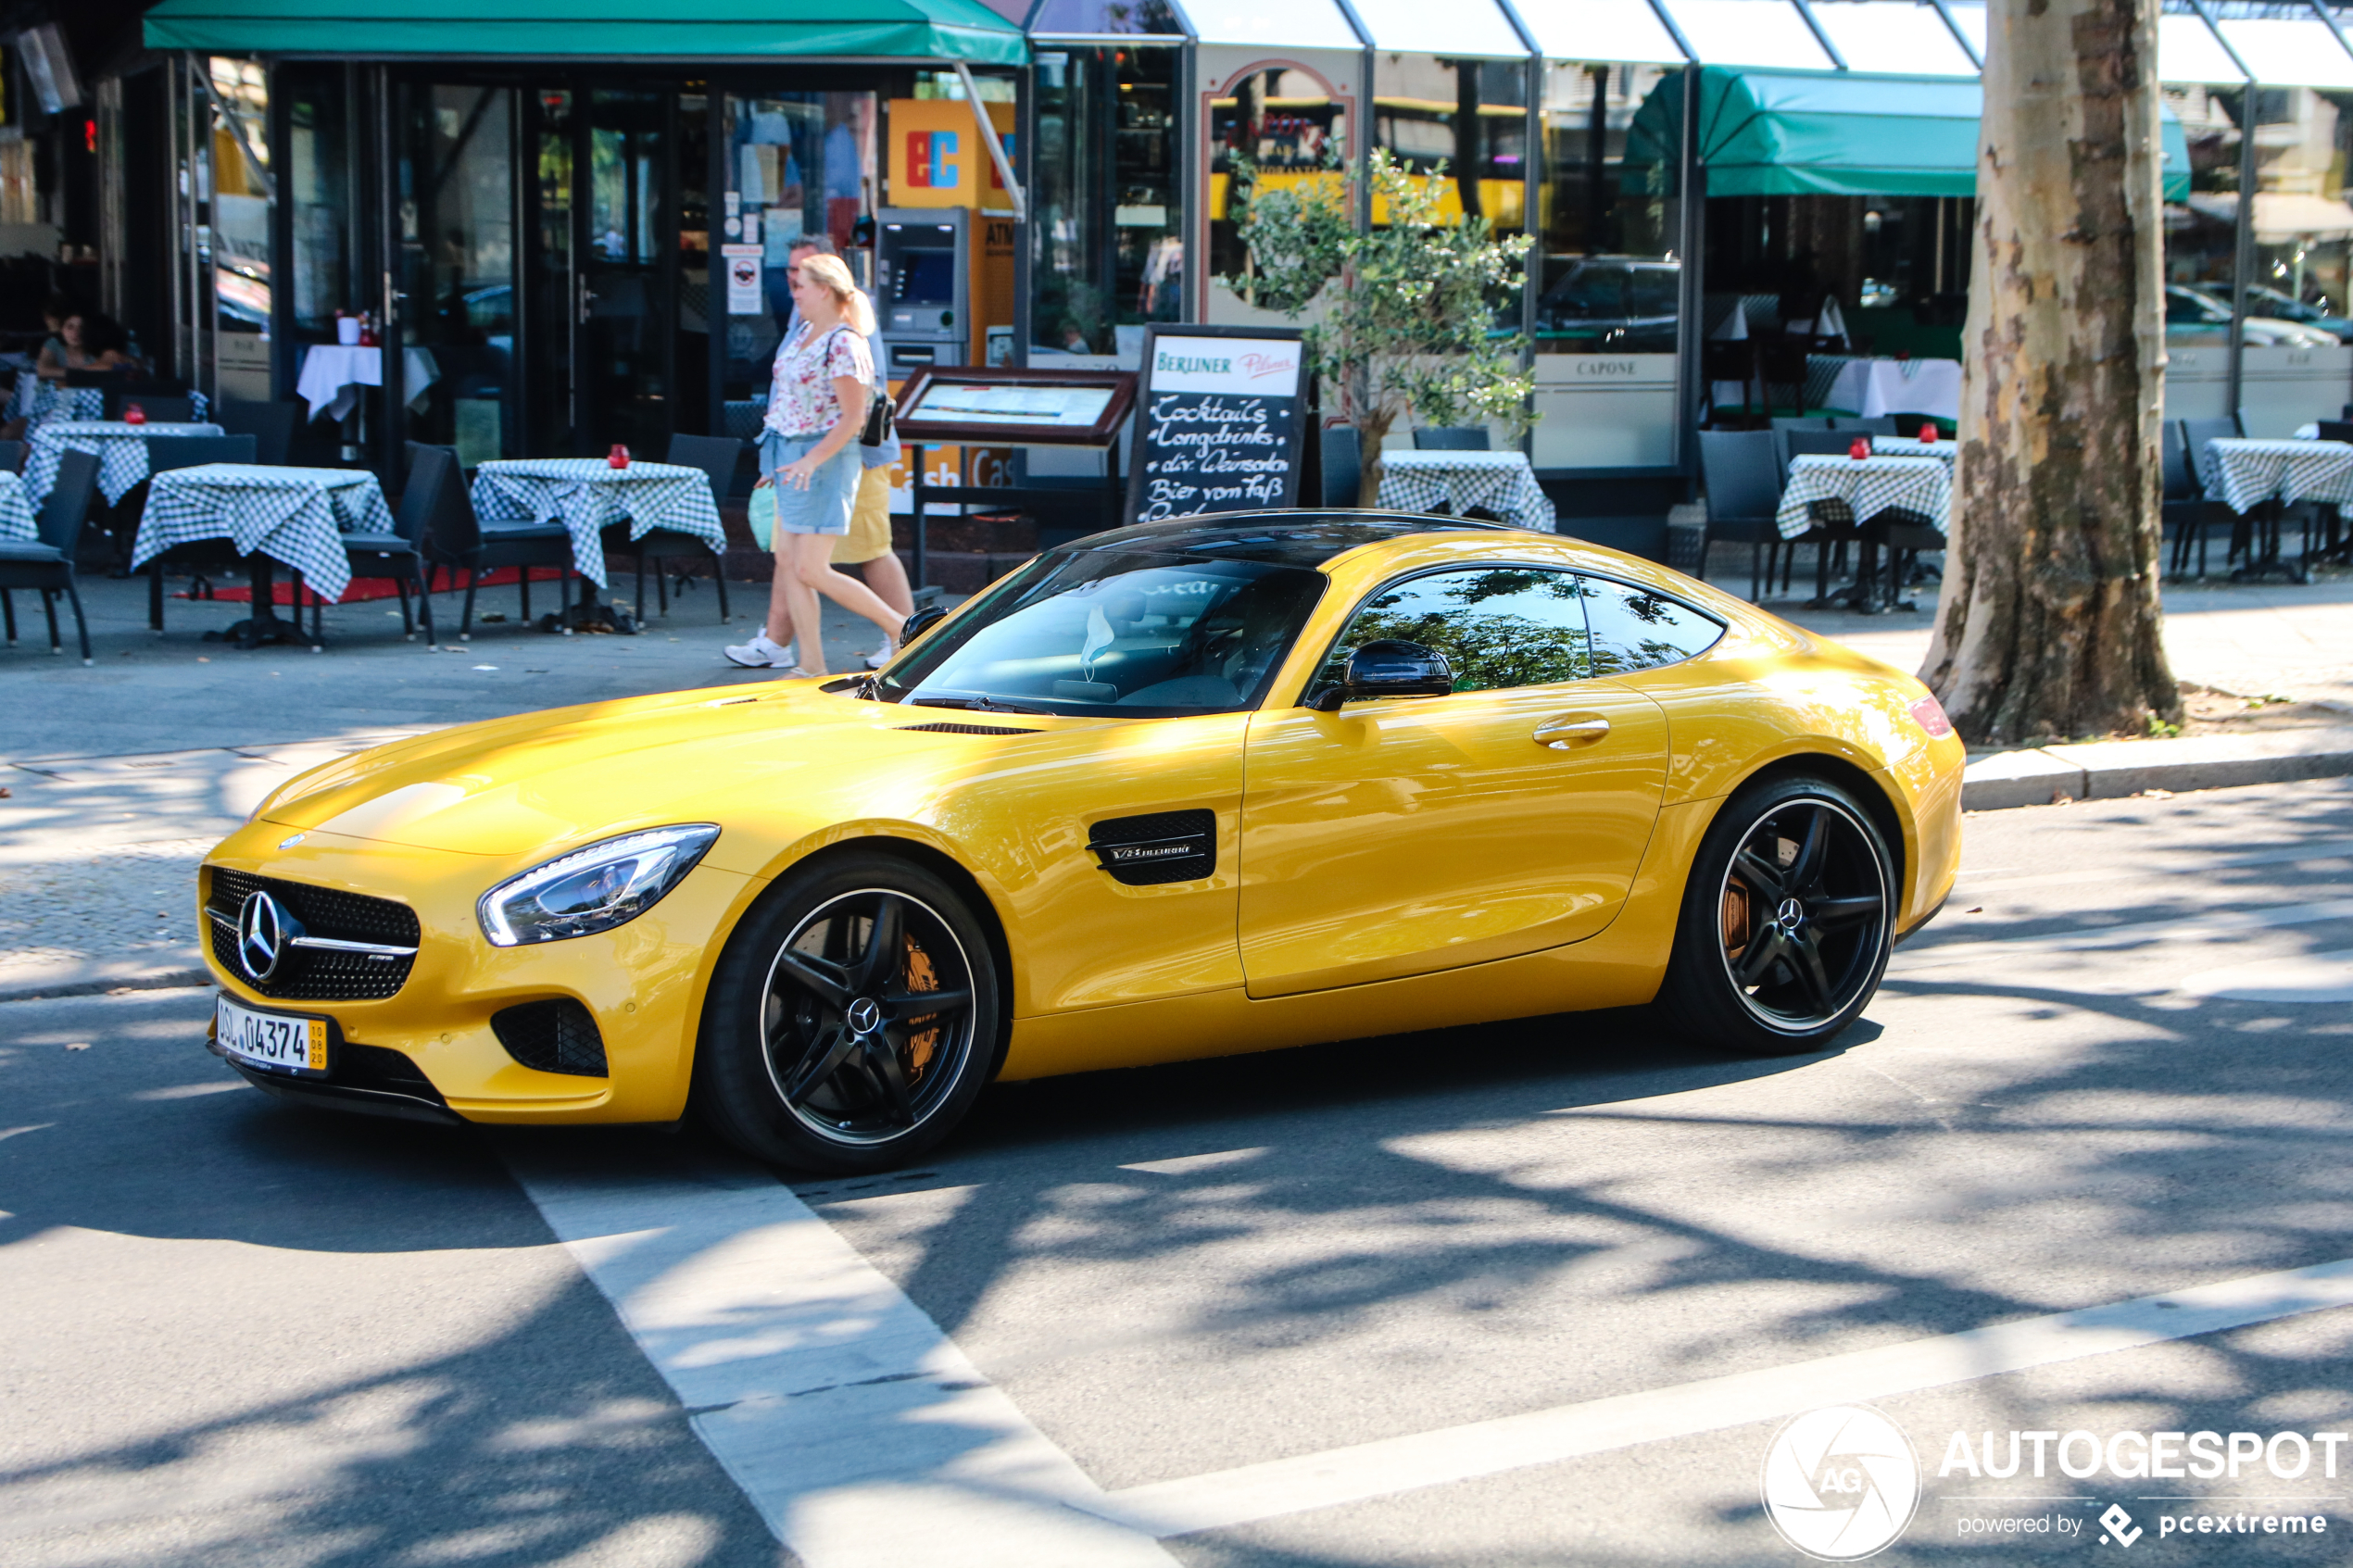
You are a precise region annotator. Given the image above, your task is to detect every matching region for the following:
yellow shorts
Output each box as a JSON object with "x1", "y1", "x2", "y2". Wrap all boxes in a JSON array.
[{"x1": 831, "y1": 466, "x2": 895, "y2": 564}]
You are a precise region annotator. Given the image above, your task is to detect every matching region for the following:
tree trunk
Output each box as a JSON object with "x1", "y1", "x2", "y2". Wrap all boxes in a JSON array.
[
  {"x1": 1919, "y1": 0, "x2": 2181, "y2": 746},
  {"x1": 1355, "y1": 403, "x2": 1395, "y2": 508}
]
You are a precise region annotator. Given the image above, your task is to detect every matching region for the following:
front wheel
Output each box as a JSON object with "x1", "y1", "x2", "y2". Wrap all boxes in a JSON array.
[
  {"x1": 693, "y1": 852, "x2": 1000, "y2": 1173},
  {"x1": 1655, "y1": 776, "x2": 1895, "y2": 1055}
]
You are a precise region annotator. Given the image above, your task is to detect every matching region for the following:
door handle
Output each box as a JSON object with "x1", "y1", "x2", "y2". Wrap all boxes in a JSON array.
[{"x1": 1533, "y1": 716, "x2": 1609, "y2": 749}]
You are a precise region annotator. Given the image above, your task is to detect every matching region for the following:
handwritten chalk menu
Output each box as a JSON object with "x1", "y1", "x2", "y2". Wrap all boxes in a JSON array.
[{"x1": 1126, "y1": 326, "x2": 1307, "y2": 525}]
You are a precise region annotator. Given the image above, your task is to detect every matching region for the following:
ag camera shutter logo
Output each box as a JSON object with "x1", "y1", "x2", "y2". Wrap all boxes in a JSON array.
[{"x1": 1761, "y1": 1405, "x2": 1922, "y2": 1561}]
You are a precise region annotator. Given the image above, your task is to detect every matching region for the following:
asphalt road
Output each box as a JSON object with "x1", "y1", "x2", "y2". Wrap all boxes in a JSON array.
[{"x1": 6, "y1": 778, "x2": 2353, "y2": 1565}]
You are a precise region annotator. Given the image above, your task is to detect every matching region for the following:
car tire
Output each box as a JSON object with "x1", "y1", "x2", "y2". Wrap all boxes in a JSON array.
[
  {"x1": 693, "y1": 850, "x2": 1000, "y2": 1173},
  {"x1": 1655, "y1": 774, "x2": 1895, "y2": 1056}
]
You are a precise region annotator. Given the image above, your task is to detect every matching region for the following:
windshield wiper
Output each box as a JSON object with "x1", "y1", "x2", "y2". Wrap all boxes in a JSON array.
[{"x1": 912, "y1": 694, "x2": 1051, "y2": 715}]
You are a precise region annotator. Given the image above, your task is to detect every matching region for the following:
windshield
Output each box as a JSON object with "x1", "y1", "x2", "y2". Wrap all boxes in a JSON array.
[{"x1": 879, "y1": 548, "x2": 1327, "y2": 716}]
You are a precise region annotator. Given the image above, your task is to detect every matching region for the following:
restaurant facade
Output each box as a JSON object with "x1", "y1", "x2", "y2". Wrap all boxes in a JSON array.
[{"x1": 39, "y1": 0, "x2": 2353, "y2": 506}]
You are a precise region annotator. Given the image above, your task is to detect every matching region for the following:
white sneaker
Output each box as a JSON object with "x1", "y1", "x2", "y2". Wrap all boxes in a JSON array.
[
  {"x1": 864, "y1": 639, "x2": 898, "y2": 671},
  {"x1": 724, "y1": 633, "x2": 792, "y2": 668}
]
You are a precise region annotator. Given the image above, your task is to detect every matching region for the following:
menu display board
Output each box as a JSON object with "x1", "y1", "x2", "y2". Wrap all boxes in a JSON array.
[
  {"x1": 893, "y1": 367, "x2": 1137, "y2": 447},
  {"x1": 1125, "y1": 325, "x2": 1308, "y2": 525}
]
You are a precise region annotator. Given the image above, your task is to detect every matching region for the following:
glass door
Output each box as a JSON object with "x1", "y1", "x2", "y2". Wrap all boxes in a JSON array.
[
  {"x1": 577, "y1": 88, "x2": 674, "y2": 456},
  {"x1": 394, "y1": 82, "x2": 520, "y2": 468}
]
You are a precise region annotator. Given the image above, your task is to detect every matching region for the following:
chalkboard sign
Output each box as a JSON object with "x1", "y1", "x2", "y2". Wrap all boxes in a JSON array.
[{"x1": 1126, "y1": 325, "x2": 1307, "y2": 525}]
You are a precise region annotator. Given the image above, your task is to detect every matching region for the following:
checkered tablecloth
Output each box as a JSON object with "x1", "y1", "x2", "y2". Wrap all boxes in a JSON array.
[
  {"x1": 2199, "y1": 437, "x2": 2353, "y2": 514},
  {"x1": 1776, "y1": 455, "x2": 1953, "y2": 541},
  {"x1": 1376, "y1": 450, "x2": 1556, "y2": 532},
  {"x1": 0, "y1": 470, "x2": 38, "y2": 544},
  {"x1": 131, "y1": 465, "x2": 393, "y2": 604},
  {"x1": 25, "y1": 421, "x2": 226, "y2": 506},
  {"x1": 10, "y1": 383, "x2": 105, "y2": 429},
  {"x1": 471, "y1": 458, "x2": 725, "y2": 589},
  {"x1": 1868, "y1": 437, "x2": 1956, "y2": 465}
]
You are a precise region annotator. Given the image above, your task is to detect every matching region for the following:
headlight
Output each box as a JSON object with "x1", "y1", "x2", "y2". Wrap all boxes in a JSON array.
[{"x1": 478, "y1": 825, "x2": 720, "y2": 947}]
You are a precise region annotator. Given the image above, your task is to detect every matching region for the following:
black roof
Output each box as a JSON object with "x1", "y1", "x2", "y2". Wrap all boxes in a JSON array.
[{"x1": 1052, "y1": 511, "x2": 1516, "y2": 570}]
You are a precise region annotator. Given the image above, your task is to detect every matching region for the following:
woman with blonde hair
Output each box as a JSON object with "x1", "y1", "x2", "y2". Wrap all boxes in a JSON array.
[{"x1": 725, "y1": 251, "x2": 905, "y2": 674}]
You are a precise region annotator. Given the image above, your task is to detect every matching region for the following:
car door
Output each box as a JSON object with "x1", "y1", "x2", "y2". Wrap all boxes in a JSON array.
[{"x1": 1238, "y1": 565, "x2": 1673, "y2": 998}]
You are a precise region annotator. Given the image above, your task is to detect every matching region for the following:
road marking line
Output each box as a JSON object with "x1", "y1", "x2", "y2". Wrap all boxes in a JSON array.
[
  {"x1": 1077, "y1": 1258, "x2": 2353, "y2": 1539},
  {"x1": 1120, "y1": 1147, "x2": 1269, "y2": 1175},
  {"x1": 501, "y1": 1144, "x2": 1176, "y2": 1568}
]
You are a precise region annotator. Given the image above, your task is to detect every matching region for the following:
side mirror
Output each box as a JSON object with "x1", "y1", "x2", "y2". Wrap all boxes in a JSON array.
[
  {"x1": 900, "y1": 605, "x2": 948, "y2": 647},
  {"x1": 1305, "y1": 640, "x2": 1453, "y2": 712}
]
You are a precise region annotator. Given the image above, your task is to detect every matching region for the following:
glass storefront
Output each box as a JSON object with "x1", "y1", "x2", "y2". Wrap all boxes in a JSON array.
[
  {"x1": 1369, "y1": 57, "x2": 1527, "y2": 232},
  {"x1": 396, "y1": 83, "x2": 518, "y2": 467},
  {"x1": 1207, "y1": 67, "x2": 1350, "y2": 292},
  {"x1": 1030, "y1": 44, "x2": 1184, "y2": 359}
]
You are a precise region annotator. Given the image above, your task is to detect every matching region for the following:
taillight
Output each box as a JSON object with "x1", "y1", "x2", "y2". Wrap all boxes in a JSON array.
[{"x1": 1909, "y1": 694, "x2": 1954, "y2": 738}]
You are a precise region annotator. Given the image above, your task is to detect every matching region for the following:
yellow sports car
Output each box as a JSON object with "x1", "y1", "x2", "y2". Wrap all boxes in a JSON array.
[{"x1": 199, "y1": 514, "x2": 1963, "y2": 1173}]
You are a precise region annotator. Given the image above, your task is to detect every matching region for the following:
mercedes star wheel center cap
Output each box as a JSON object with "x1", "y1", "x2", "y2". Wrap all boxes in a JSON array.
[
  {"x1": 237, "y1": 891, "x2": 290, "y2": 982},
  {"x1": 846, "y1": 997, "x2": 884, "y2": 1035},
  {"x1": 1775, "y1": 897, "x2": 1806, "y2": 935}
]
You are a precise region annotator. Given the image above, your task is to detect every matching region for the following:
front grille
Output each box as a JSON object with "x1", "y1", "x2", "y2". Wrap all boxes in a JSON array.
[
  {"x1": 898, "y1": 721, "x2": 1037, "y2": 735},
  {"x1": 491, "y1": 998, "x2": 609, "y2": 1077},
  {"x1": 1088, "y1": 809, "x2": 1216, "y2": 886},
  {"x1": 206, "y1": 868, "x2": 420, "y2": 1001}
]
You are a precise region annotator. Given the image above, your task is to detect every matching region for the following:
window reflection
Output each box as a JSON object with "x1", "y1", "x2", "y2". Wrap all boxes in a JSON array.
[
  {"x1": 1536, "y1": 61, "x2": 1680, "y2": 354},
  {"x1": 1370, "y1": 58, "x2": 1527, "y2": 232},
  {"x1": 1209, "y1": 69, "x2": 1349, "y2": 288}
]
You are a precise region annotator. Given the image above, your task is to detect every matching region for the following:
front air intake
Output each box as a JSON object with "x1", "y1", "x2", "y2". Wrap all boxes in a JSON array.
[{"x1": 490, "y1": 998, "x2": 609, "y2": 1077}]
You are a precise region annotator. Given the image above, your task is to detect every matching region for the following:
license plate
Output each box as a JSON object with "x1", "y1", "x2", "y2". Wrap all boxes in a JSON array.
[{"x1": 216, "y1": 995, "x2": 329, "y2": 1076}]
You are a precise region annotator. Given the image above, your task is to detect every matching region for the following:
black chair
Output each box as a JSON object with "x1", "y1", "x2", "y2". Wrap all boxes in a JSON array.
[
  {"x1": 321, "y1": 443, "x2": 446, "y2": 648},
  {"x1": 1701, "y1": 338, "x2": 1759, "y2": 425},
  {"x1": 2178, "y1": 415, "x2": 2252, "y2": 574},
  {"x1": 1887, "y1": 411, "x2": 1950, "y2": 438},
  {"x1": 1769, "y1": 415, "x2": 1832, "y2": 432},
  {"x1": 1776, "y1": 429, "x2": 1869, "y2": 600},
  {"x1": 109, "y1": 392, "x2": 196, "y2": 423},
  {"x1": 139, "y1": 434, "x2": 260, "y2": 630},
  {"x1": 1695, "y1": 429, "x2": 1788, "y2": 603},
  {"x1": 0, "y1": 440, "x2": 23, "y2": 473},
  {"x1": 1830, "y1": 415, "x2": 1897, "y2": 434},
  {"x1": 1322, "y1": 423, "x2": 1364, "y2": 508},
  {"x1": 596, "y1": 433, "x2": 741, "y2": 624},
  {"x1": 0, "y1": 446, "x2": 98, "y2": 662},
  {"x1": 2319, "y1": 420, "x2": 2353, "y2": 443},
  {"x1": 214, "y1": 400, "x2": 299, "y2": 466},
  {"x1": 431, "y1": 459, "x2": 577, "y2": 639},
  {"x1": 1755, "y1": 339, "x2": 1814, "y2": 420},
  {"x1": 1411, "y1": 427, "x2": 1490, "y2": 451},
  {"x1": 2161, "y1": 420, "x2": 2228, "y2": 578}
]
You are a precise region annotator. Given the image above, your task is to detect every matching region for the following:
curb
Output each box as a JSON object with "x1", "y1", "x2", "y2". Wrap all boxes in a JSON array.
[
  {"x1": 1961, "y1": 726, "x2": 2353, "y2": 810},
  {"x1": 0, "y1": 968, "x2": 212, "y2": 1006}
]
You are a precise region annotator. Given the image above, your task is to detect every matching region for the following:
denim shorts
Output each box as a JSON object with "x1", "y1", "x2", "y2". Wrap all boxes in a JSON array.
[{"x1": 759, "y1": 431, "x2": 860, "y2": 537}]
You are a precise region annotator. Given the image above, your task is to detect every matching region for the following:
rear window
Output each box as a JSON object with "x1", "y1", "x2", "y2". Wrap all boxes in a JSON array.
[{"x1": 1583, "y1": 578, "x2": 1725, "y2": 675}]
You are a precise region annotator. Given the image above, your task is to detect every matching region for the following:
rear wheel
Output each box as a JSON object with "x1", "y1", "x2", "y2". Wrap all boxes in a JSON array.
[
  {"x1": 1655, "y1": 776, "x2": 1894, "y2": 1055},
  {"x1": 694, "y1": 852, "x2": 999, "y2": 1173}
]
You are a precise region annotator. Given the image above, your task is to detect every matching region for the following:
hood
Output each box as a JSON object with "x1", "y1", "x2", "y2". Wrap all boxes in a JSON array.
[{"x1": 256, "y1": 684, "x2": 1054, "y2": 859}]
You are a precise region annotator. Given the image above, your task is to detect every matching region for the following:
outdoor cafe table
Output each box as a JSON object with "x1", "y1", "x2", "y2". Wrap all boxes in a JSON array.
[
  {"x1": 1804, "y1": 357, "x2": 1965, "y2": 420},
  {"x1": 1866, "y1": 436, "x2": 1955, "y2": 466},
  {"x1": 0, "y1": 470, "x2": 38, "y2": 543},
  {"x1": 1375, "y1": 450, "x2": 1557, "y2": 532},
  {"x1": 470, "y1": 458, "x2": 725, "y2": 602},
  {"x1": 131, "y1": 464, "x2": 395, "y2": 645},
  {"x1": 1779, "y1": 452, "x2": 1952, "y2": 613},
  {"x1": 24, "y1": 420, "x2": 225, "y2": 506},
  {"x1": 6, "y1": 382, "x2": 104, "y2": 431},
  {"x1": 2197, "y1": 436, "x2": 2353, "y2": 583}
]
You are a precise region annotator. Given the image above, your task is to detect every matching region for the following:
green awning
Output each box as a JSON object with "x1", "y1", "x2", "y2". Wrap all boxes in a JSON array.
[
  {"x1": 144, "y1": 0, "x2": 1027, "y2": 64},
  {"x1": 1629, "y1": 67, "x2": 2191, "y2": 202}
]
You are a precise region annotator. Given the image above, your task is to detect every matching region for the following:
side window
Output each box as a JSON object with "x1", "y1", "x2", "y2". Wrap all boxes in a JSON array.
[
  {"x1": 1581, "y1": 577, "x2": 1724, "y2": 675},
  {"x1": 1320, "y1": 567, "x2": 1592, "y2": 694}
]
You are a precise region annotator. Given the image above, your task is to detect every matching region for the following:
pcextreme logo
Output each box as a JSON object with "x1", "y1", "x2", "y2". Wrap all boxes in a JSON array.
[{"x1": 1761, "y1": 1405, "x2": 1923, "y2": 1561}]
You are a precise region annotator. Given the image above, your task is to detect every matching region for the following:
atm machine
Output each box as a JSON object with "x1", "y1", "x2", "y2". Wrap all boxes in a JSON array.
[{"x1": 875, "y1": 207, "x2": 969, "y2": 378}]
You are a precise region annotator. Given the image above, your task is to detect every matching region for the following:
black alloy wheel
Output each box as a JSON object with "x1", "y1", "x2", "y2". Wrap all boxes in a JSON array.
[
  {"x1": 1656, "y1": 776, "x2": 1894, "y2": 1054},
  {"x1": 695, "y1": 853, "x2": 1000, "y2": 1173}
]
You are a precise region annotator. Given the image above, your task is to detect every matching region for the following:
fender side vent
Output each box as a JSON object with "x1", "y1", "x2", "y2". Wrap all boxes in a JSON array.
[
  {"x1": 491, "y1": 998, "x2": 609, "y2": 1077},
  {"x1": 898, "y1": 722, "x2": 1037, "y2": 735},
  {"x1": 1088, "y1": 809, "x2": 1216, "y2": 886}
]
